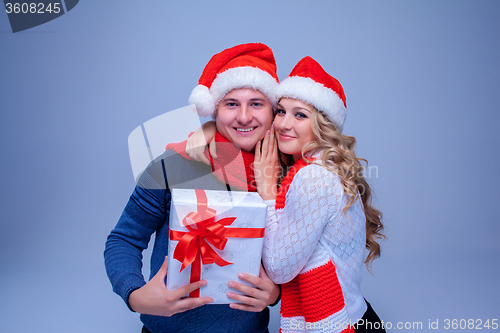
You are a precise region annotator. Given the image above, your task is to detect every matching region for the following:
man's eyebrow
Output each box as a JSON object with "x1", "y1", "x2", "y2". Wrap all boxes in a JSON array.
[{"x1": 221, "y1": 98, "x2": 267, "y2": 102}]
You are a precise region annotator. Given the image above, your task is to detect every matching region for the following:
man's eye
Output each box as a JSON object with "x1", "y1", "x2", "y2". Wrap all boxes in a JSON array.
[
  {"x1": 252, "y1": 102, "x2": 263, "y2": 107},
  {"x1": 226, "y1": 102, "x2": 237, "y2": 107}
]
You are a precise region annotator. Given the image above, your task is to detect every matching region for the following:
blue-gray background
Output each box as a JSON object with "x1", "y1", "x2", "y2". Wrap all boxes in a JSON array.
[{"x1": 1, "y1": 1, "x2": 499, "y2": 332}]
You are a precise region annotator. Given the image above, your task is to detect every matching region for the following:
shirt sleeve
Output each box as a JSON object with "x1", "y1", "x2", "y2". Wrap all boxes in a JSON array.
[
  {"x1": 104, "y1": 159, "x2": 169, "y2": 311},
  {"x1": 262, "y1": 164, "x2": 344, "y2": 284}
]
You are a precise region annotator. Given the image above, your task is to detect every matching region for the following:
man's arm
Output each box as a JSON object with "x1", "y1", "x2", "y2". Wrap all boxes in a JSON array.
[{"x1": 104, "y1": 157, "x2": 213, "y2": 313}]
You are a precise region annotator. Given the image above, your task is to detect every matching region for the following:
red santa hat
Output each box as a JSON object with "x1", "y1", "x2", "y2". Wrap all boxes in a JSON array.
[
  {"x1": 189, "y1": 43, "x2": 279, "y2": 117},
  {"x1": 276, "y1": 56, "x2": 347, "y2": 131}
]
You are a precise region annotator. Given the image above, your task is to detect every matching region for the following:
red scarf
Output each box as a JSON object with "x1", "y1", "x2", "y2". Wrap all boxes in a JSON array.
[
  {"x1": 165, "y1": 132, "x2": 257, "y2": 192},
  {"x1": 275, "y1": 158, "x2": 310, "y2": 209}
]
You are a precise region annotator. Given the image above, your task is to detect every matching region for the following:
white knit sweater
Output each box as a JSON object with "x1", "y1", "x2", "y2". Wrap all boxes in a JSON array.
[{"x1": 262, "y1": 162, "x2": 367, "y2": 330}]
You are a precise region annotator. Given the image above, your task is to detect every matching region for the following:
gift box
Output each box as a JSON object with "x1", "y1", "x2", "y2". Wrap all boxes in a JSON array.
[{"x1": 167, "y1": 188, "x2": 267, "y2": 304}]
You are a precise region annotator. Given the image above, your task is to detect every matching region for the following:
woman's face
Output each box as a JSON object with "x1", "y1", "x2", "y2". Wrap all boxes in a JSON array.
[{"x1": 273, "y1": 98, "x2": 316, "y2": 162}]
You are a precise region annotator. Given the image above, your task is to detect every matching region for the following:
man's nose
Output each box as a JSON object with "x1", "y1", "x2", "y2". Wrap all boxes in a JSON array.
[{"x1": 236, "y1": 104, "x2": 252, "y2": 124}]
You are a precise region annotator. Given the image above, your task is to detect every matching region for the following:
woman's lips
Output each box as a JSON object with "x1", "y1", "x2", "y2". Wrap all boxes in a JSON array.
[{"x1": 279, "y1": 133, "x2": 295, "y2": 141}]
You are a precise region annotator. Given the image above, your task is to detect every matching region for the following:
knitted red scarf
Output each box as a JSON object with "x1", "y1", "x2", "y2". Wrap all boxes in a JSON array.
[
  {"x1": 275, "y1": 158, "x2": 310, "y2": 209},
  {"x1": 165, "y1": 132, "x2": 257, "y2": 192}
]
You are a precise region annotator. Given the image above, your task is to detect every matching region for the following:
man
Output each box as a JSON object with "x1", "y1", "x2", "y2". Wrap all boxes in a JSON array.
[{"x1": 104, "y1": 43, "x2": 280, "y2": 333}]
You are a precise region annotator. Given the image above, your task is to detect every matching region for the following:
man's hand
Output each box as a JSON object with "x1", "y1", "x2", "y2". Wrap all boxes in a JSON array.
[
  {"x1": 227, "y1": 265, "x2": 280, "y2": 312},
  {"x1": 129, "y1": 256, "x2": 213, "y2": 317}
]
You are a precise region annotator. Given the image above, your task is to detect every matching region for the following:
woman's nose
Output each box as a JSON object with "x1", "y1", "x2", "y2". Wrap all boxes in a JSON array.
[{"x1": 279, "y1": 113, "x2": 293, "y2": 130}]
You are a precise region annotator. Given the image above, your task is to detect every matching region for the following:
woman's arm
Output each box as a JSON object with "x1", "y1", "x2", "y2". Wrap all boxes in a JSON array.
[
  {"x1": 262, "y1": 165, "x2": 343, "y2": 284},
  {"x1": 185, "y1": 121, "x2": 217, "y2": 164}
]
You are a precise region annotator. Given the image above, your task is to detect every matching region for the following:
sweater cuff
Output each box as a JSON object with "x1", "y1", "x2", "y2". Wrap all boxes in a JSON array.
[
  {"x1": 124, "y1": 285, "x2": 146, "y2": 312},
  {"x1": 115, "y1": 275, "x2": 147, "y2": 312}
]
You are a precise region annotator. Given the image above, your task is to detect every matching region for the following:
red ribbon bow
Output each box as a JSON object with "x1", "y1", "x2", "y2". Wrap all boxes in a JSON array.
[{"x1": 169, "y1": 189, "x2": 265, "y2": 297}]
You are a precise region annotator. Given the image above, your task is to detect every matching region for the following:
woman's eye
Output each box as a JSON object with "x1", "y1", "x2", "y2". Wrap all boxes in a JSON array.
[
  {"x1": 276, "y1": 109, "x2": 285, "y2": 115},
  {"x1": 296, "y1": 112, "x2": 307, "y2": 118}
]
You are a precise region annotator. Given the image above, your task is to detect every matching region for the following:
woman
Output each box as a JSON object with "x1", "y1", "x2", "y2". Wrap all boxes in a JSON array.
[{"x1": 187, "y1": 56, "x2": 385, "y2": 332}]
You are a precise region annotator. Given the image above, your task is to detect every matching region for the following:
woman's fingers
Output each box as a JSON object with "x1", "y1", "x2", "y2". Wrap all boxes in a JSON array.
[
  {"x1": 255, "y1": 140, "x2": 261, "y2": 161},
  {"x1": 261, "y1": 130, "x2": 270, "y2": 158},
  {"x1": 269, "y1": 125, "x2": 276, "y2": 156}
]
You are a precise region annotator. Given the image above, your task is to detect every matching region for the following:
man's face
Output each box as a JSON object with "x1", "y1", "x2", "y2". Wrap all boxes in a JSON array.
[{"x1": 215, "y1": 88, "x2": 273, "y2": 152}]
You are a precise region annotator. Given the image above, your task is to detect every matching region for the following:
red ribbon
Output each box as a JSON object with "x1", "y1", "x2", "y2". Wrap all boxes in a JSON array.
[{"x1": 169, "y1": 189, "x2": 265, "y2": 297}]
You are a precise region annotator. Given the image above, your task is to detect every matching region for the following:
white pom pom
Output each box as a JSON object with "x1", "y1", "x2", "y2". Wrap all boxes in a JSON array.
[{"x1": 188, "y1": 85, "x2": 215, "y2": 117}]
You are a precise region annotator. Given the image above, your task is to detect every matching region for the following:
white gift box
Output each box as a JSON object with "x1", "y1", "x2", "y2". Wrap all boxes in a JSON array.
[{"x1": 167, "y1": 188, "x2": 267, "y2": 304}]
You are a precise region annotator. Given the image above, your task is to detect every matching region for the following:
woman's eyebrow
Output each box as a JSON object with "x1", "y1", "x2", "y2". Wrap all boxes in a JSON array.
[
  {"x1": 290, "y1": 106, "x2": 312, "y2": 114},
  {"x1": 276, "y1": 104, "x2": 311, "y2": 113},
  {"x1": 297, "y1": 107, "x2": 312, "y2": 113}
]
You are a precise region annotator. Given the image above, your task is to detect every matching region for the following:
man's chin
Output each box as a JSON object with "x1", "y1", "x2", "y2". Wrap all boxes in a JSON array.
[{"x1": 233, "y1": 140, "x2": 258, "y2": 153}]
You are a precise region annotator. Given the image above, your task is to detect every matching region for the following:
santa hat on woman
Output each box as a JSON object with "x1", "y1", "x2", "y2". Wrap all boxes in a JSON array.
[
  {"x1": 276, "y1": 56, "x2": 347, "y2": 131},
  {"x1": 189, "y1": 43, "x2": 279, "y2": 117}
]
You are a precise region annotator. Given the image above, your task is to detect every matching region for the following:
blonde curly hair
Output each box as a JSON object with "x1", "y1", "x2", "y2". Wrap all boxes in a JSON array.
[{"x1": 280, "y1": 108, "x2": 385, "y2": 268}]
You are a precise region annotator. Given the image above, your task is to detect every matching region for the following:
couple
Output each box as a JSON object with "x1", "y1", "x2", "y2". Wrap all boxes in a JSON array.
[{"x1": 104, "y1": 43, "x2": 385, "y2": 333}]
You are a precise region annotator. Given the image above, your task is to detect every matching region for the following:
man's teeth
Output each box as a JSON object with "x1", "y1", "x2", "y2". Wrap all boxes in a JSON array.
[{"x1": 236, "y1": 127, "x2": 255, "y2": 132}]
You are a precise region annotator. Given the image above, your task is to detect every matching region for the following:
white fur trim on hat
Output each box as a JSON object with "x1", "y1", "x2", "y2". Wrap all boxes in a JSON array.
[
  {"x1": 188, "y1": 85, "x2": 215, "y2": 117},
  {"x1": 211, "y1": 66, "x2": 278, "y2": 107},
  {"x1": 189, "y1": 66, "x2": 278, "y2": 118},
  {"x1": 277, "y1": 76, "x2": 346, "y2": 131}
]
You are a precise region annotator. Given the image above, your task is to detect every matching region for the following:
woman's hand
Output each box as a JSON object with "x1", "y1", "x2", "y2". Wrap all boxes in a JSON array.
[
  {"x1": 227, "y1": 265, "x2": 280, "y2": 312},
  {"x1": 129, "y1": 256, "x2": 213, "y2": 317},
  {"x1": 186, "y1": 121, "x2": 217, "y2": 164},
  {"x1": 253, "y1": 126, "x2": 280, "y2": 200}
]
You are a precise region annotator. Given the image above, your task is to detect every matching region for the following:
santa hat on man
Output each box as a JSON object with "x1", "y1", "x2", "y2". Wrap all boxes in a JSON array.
[
  {"x1": 276, "y1": 56, "x2": 347, "y2": 131},
  {"x1": 189, "y1": 43, "x2": 279, "y2": 117}
]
